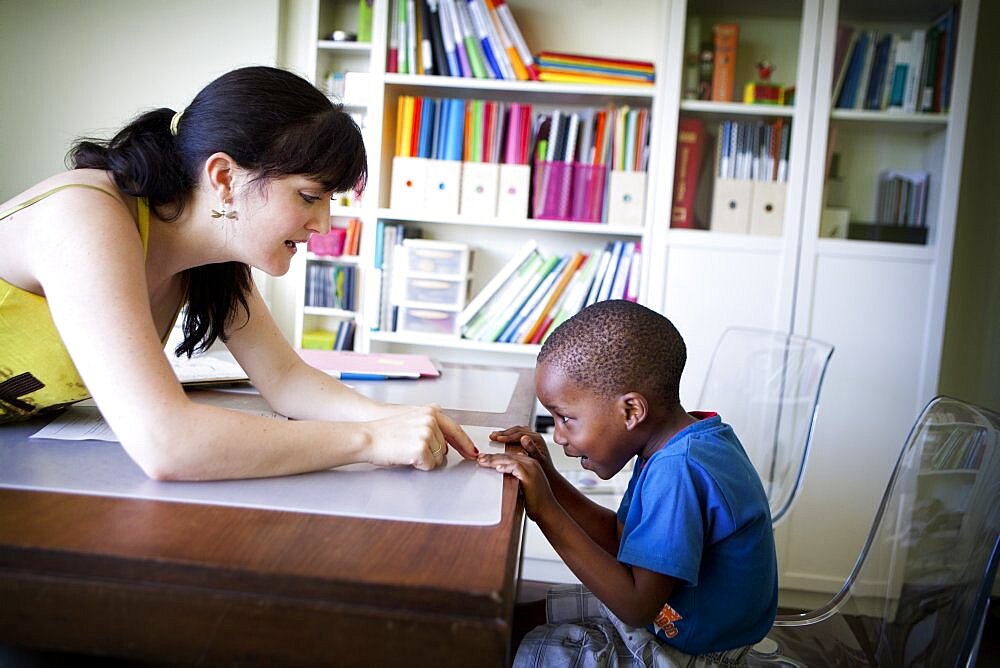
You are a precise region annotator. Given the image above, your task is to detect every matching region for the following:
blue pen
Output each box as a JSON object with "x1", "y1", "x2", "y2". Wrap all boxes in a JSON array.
[{"x1": 331, "y1": 371, "x2": 421, "y2": 381}]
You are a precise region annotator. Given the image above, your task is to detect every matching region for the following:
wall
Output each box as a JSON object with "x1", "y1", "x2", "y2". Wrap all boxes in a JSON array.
[
  {"x1": 0, "y1": 0, "x2": 280, "y2": 199},
  {"x1": 939, "y1": 1, "x2": 1000, "y2": 413}
]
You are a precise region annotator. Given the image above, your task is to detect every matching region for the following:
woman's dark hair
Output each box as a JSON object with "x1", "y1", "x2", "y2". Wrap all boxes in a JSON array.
[{"x1": 69, "y1": 66, "x2": 368, "y2": 357}]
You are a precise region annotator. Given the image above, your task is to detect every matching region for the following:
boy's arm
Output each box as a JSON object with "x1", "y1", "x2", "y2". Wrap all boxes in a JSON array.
[
  {"x1": 480, "y1": 450, "x2": 675, "y2": 628},
  {"x1": 490, "y1": 427, "x2": 618, "y2": 554},
  {"x1": 537, "y1": 502, "x2": 676, "y2": 628}
]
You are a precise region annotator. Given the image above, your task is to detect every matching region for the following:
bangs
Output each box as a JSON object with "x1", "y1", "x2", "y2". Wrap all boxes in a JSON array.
[{"x1": 260, "y1": 108, "x2": 368, "y2": 196}]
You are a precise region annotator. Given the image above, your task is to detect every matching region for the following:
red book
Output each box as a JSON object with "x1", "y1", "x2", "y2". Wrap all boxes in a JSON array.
[
  {"x1": 711, "y1": 23, "x2": 739, "y2": 102},
  {"x1": 670, "y1": 117, "x2": 706, "y2": 229}
]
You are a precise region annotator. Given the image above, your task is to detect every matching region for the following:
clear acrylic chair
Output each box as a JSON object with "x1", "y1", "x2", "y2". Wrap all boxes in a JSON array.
[
  {"x1": 748, "y1": 396, "x2": 1000, "y2": 667},
  {"x1": 698, "y1": 327, "x2": 834, "y2": 525}
]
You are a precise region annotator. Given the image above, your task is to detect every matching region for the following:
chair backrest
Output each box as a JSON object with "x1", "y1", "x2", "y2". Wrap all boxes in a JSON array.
[
  {"x1": 775, "y1": 396, "x2": 1000, "y2": 666},
  {"x1": 697, "y1": 327, "x2": 833, "y2": 524}
]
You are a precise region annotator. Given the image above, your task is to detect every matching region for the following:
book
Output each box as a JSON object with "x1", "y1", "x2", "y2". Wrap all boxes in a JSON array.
[
  {"x1": 595, "y1": 240, "x2": 624, "y2": 303},
  {"x1": 499, "y1": 254, "x2": 567, "y2": 343},
  {"x1": 484, "y1": 0, "x2": 528, "y2": 80},
  {"x1": 886, "y1": 38, "x2": 910, "y2": 110},
  {"x1": 831, "y1": 24, "x2": 856, "y2": 97},
  {"x1": 609, "y1": 241, "x2": 635, "y2": 300},
  {"x1": 903, "y1": 29, "x2": 926, "y2": 112},
  {"x1": 457, "y1": 239, "x2": 537, "y2": 327},
  {"x1": 711, "y1": 23, "x2": 739, "y2": 102},
  {"x1": 520, "y1": 251, "x2": 585, "y2": 344},
  {"x1": 541, "y1": 248, "x2": 604, "y2": 343},
  {"x1": 584, "y1": 244, "x2": 613, "y2": 306},
  {"x1": 864, "y1": 33, "x2": 893, "y2": 110},
  {"x1": 491, "y1": 0, "x2": 538, "y2": 80},
  {"x1": 835, "y1": 30, "x2": 869, "y2": 109},
  {"x1": 671, "y1": 117, "x2": 707, "y2": 229},
  {"x1": 424, "y1": 0, "x2": 448, "y2": 76},
  {"x1": 853, "y1": 30, "x2": 879, "y2": 110},
  {"x1": 919, "y1": 26, "x2": 940, "y2": 112},
  {"x1": 467, "y1": 0, "x2": 504, "y2": 78},
  {"x1": 476, "y1": 253, "x2": 555, "y2": 341},
  {"x1": 463, "y1": 250, "x2": 544, "y2": 340},
  {"x1": 624, "y1": 242, "x2": 641, "y2": 302}
]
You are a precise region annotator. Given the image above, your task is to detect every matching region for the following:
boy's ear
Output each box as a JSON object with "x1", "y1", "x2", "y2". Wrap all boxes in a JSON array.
[{"x1": 619, "y1": 392, "x2": 648, "y2": 431}]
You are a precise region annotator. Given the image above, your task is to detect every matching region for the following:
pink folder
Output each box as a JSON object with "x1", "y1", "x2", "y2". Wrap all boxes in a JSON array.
[{"x1": 297, "y1": 350, "x2": 441, "y2": 378}]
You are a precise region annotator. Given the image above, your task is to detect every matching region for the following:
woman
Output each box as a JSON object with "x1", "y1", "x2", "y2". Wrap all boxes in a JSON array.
[{"x1": 0, "y1": 66, "x2": 476, "y2": 480}]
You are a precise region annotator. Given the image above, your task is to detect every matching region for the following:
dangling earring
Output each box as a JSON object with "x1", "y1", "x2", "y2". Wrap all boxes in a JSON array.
[{"x1": 211, "y1": 201, "x2": 238, "y2": 220}]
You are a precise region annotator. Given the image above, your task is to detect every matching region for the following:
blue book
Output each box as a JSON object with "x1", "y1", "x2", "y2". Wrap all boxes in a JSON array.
[
  {"x1": 443, "y1": 98, "x2": 465, "y2": 160},
  {"x1": 417, "y1": 97, "x2": 435, "y2": 158},
  {"x1": 496, "y1": 255, "x2": 562, "y2": 343},
  {"x1": 499, "y1": 255, "x2": 569, "y2": 343},
  {"x1": 836, "y1": 31, "x2": 870, "y2": 109}
]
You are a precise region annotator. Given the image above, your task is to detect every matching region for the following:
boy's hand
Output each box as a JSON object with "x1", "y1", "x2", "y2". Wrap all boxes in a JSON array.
[
  {"x1": 489, "y1": 426, "x2": 556, "y2": 478},
  {"x1": 478, "y1": 452, "x2": 555, "y2": 521}
]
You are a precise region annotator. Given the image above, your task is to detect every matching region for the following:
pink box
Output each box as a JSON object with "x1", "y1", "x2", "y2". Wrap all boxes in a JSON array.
[
  {"x1": 307, "y1": 227, "x2": 346, "y2": 256},
  {"x1": 532, "y1": 161, "x2": 573, "y2": 220},
  {"x1": 570, "y1": 163, "x2": 607, "y2": 223}
]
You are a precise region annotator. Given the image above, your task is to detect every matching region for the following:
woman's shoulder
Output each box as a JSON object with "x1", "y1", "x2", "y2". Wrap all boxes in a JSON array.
[{"x1": 3, "y1": 170, "x2": 126, "y2": 211}]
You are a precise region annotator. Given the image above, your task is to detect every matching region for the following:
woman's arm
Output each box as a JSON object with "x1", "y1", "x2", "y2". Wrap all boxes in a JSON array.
[
  {"x1": 222, "y1": 284, "x2": 477, "y2": 459},
  {"x1": 28, "y1": 190, "x2": 459, "y2": 480}
]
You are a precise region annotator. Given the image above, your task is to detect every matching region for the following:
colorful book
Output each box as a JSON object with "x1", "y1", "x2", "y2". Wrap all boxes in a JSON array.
[
  {"x1": 463, "y1": 250, "x2": 544, "y2": 340},
  {"x1": 711, "y1": 23, "x2": 739, "y2": 102},
  {"x1": 469, "y1": 252, "x2": 548, "y2": 341},
  {"x1": 457, "y1": 239, "x2": 537, "y2": 328},
  {"x1": 520, "y1": 251, "x2": 585, "y2": 344},
  {"x1": 670, "y1": 116, "x2": 707, "y2": 229},
  {"x1": 499, "y1": 254, "x2": 568, "y2": 343},
  {"x1": 484, "y1": 0, "x2": 528, "y2": 80},
  {"x1": 541, "y1": 248, "x2": 604, "y2": 343},
  {"x1": 492, "y1": 0, "x2": 538, "y2": 80}
]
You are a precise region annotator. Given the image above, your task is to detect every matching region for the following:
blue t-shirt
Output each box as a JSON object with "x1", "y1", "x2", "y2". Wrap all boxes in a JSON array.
[{"x1": 616, "y1": 413, "x2": 778, "y2": 654}]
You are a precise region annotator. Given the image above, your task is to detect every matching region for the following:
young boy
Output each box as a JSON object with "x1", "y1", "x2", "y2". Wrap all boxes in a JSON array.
[{"x1": 479, "y1": 300, "x2": 778, "y2": 666}]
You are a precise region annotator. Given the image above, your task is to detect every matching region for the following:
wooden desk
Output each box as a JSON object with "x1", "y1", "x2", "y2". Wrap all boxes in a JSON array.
[{"x1": 0, "y1": 363, "x2": 534, "y2": 666}]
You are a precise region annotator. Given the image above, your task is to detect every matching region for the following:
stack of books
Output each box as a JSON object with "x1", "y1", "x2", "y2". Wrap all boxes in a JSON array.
[
  {"x1": 535, "y1": 52, "x2": 655, "y2": 87},
  {"x1": 458, "y1": 239, "x2": 641, "y2": 345},
  {"x1": 389, "y1": 0, "x2": 537, "y2": 81}
]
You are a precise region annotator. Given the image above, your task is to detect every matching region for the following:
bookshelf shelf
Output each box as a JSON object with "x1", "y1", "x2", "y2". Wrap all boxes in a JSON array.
[
  {"x1": 304, "y1": 306, "x2": 357, "y2": 318},
  {"x1": 680, "y1": 100, "x2": 795, "y2": 118},
  {"x1": 666, "y1": 228, "x2": 785, "y2": 252},
  {"x1": 383, "y1": 73, "x2": 656, "y2": 102},
  {"x1": 317, "y1": 40, "x2": 372, "y2": 52},
  {"x1": 830, "y1": 109, "x2": 949, "y2": 132},
  {"x1": 375, "y1": 209, "x2": 645, "y2": 237},
  {"x1": 814, "y1": 238, "x2": 935, "y2": 261},
  {"x1": 306, "y1": 252, "x2": 362, "y2": 265},
  {"x1": 368, "y1": 331, "x2": 540, "y2": 355}
]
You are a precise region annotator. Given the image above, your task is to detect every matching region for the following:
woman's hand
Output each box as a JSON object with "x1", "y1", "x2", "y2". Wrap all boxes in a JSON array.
[
  {"x1": 489, "y1": 426, "x2": 556, "y2": 479},
  {"x1": 477, "y1": 452, "x2": 556, "y2": 520},
  {"x1": 365, "y1": 404, "x2": 477, "y2": 471}
]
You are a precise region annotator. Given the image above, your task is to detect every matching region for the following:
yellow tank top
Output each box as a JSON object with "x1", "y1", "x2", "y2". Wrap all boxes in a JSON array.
[{"x1": 0, "y1": 184, "x2": 171, "y2": 423}]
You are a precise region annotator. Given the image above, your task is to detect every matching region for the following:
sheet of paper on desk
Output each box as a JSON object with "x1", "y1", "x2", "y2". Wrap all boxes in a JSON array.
[
  {"x1": 30, "y1": 404, "x2": 286, "y2": 442},
  {"x1": 7, "y1": 425, "x2": 506, "y2": 525}
]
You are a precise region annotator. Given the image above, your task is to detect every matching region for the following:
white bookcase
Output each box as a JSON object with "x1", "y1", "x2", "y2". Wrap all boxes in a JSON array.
[{"x1": 277, "y1": 0, "x2": 981, "y2": 599}]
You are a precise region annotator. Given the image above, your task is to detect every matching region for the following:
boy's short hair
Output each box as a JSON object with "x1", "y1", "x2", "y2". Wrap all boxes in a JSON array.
[{"x1": 538, "y1": 300, "x2": 686, "y2": 404}]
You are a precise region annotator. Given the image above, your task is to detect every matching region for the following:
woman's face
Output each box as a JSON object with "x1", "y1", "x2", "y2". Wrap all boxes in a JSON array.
[{"x1": 236, "y1": 175, "x2": 333, "y2": 276}]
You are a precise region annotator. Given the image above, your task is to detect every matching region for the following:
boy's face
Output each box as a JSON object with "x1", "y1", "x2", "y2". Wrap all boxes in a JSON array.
[{"x1": 535, "y1": 362, "x2": 637, "y2": 480}]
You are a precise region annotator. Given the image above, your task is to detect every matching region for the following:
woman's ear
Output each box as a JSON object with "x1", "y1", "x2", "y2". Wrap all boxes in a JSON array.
[
  {"x1": 204, "y1": 152, "x2": 238, "y2": 203},
  {"x1": 620, "y1": 392, "x2": 648, "y2": 431}
]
